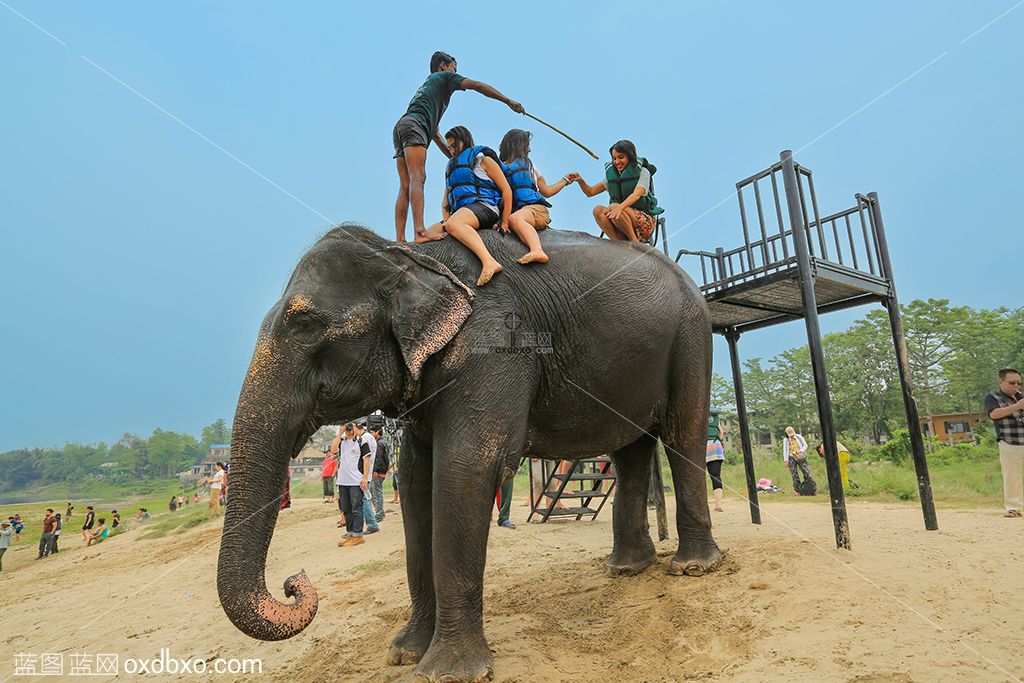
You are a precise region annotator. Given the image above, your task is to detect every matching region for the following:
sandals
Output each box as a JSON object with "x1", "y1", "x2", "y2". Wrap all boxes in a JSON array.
[{"x1": 1004, "y1": 509, "x2": 1022, "y2": 518}]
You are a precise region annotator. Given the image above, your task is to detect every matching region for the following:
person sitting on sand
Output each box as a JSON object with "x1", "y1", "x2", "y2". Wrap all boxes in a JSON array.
[
  {"x1": 84, "y1": 518, "x2": 109, "y2": 547},
  {"x1": 424, "y1": 126, "x2": 513, "y2": 286},
  {"x1": 497, "y1": 128, "x2": 578, "y2": 265},
  {"x1": 573, "y1": 140, "x2": 664, "y2": 243}
]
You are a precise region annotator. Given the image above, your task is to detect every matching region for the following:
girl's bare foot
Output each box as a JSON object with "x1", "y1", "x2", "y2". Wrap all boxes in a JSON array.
[
  {"x1": 414, "y1": 228, "x2": 447, "y2": 244},
  {"x1": 476, "y1": 260, "x2": 503, "y2": 286},
  {"x1": 517, "y1": 251, "x2": 549, "y2": 265}
]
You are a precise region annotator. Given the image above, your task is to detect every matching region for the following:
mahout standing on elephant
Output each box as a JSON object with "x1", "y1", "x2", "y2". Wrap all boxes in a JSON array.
[
  {"x1": 218, "y1": 225, "x2": 720, "y2": 681},
  {"x1": 393, "y1": 51, "x2": 524, "y2": 245},
  {"x1": 497, "y1": 128, "x2": 579, "y2": 265},
  {"x1": 574, "y1": 139, "x2": 664, "y2": 242},
  {"x1": 424, "y1": 125, "x2": 513, "y2": 286}
]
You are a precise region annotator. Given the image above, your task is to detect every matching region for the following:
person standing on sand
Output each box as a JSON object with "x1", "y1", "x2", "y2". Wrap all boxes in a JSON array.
[
  {"x1": 80, "y1": 506, "x2": 95, "y2": 540},
  {"x1": 37, "y1": 509, "x2": 56, "y2": 560},
  {"x1": 495, "y1": 478, "x2": 516, "y2": 530},
  {"x1": 355, "y1": 424, "x2": 380, "y2": 535},
  {"x1": 369, "y1": 427, "x2": 389, "y2": 523},
  {"x1": 783, "y1": 426, "x2": 816, "y2": 495},
  {"x1": 0, "y1": 520, "x2": 12, "y2": 575},
  {"x1": 65, "y1": 503, "x2": 73, "y2": 521},
  {"x1": 336, "y1": 423, "x2": 370, "y2": 547},
  {"x1": 50, "y1": 513, "x2": 62, "y2": 554},
  {"x1": 393, "y1": 50, "x2": 524, "y2": 244},
  {"x1": 706, "y1": 423, "x2": 726, "y2": 512},
  {"x1": 985, "y1": 367, "x2": 1024, "y2": 518},
  {"x1": 209, "y1": 462, "x2": 226, "y2": 516},
  {"x1": 321, "y1": 447, "x2": 339, "y2": 504}
]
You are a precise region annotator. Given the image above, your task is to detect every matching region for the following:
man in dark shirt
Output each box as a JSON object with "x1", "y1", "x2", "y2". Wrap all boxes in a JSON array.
[
  {"x1": 985, "y1": 367, "x2": 1024, "y2": 517},
  {"x1": 37, "y1": 509, "x2": 56, "y2": 559},
  {"x1": 393, "y1": 50, "x2": 524, "y2": 245}
]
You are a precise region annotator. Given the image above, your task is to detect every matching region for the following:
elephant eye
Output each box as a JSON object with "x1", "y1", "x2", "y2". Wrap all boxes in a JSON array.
[{"x1": 288, "y1": 311, "x2": 326, "y2": 338}]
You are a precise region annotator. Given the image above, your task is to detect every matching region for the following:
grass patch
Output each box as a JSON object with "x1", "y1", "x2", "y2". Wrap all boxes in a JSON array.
[
  {"x1": 136, "y1": 505, "x2": 216, "y2": 541},
  {"x1": 352, "y1": 558, "x2": 402, "y2": 573}
]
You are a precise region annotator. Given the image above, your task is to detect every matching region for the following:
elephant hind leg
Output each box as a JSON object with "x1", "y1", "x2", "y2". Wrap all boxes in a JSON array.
[
  {"x1": 606, "y1": 433, "x2": 658, "y2": 576},
  {"x1": 662, "y1": 355, "x2": 722, "y2": 577}
]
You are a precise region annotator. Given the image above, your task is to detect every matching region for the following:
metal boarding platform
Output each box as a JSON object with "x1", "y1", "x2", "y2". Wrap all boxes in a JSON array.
[{"x1": 675, "y1": 150, "x2": 937, "y2": 550}]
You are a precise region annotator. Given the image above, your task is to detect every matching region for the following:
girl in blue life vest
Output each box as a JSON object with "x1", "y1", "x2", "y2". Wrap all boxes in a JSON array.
[
  {"x1": 497, "y1": 129, "x2": 578, "y2": 265},
  {"x1": 573, "y1": 140, "x2": 663, "y2": 243},
  {"x1": 425, "y1": 126, "x2": 513, "y2": 286}
]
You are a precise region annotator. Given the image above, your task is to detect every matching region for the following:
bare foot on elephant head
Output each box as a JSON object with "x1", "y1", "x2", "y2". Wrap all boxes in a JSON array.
[
  {"x1": 516, "y1": 250, "x2": 548, "y2": 265},
  {"x1": 476, "y1": 260, "x2": 503, "y2": 287},
  {"x1": 414, "y1": 227, "x2": 447, "y2": 244}
]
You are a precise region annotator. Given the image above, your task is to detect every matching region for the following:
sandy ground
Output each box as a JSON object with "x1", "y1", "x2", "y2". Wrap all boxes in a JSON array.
[{"x1": 1, "y1": 494, "x2": 1022, "y2": 683}]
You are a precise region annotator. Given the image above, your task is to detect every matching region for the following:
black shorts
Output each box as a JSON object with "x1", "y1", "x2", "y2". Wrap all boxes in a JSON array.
[
  {"x1": 457, "y1": 201, "x2": 499, "y2": 230},
  {"x1": 393, "y1": 115, "x2": 430, "y2": 158}
]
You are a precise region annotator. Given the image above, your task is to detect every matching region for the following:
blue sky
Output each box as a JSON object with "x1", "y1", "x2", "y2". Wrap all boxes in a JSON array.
[{"x1": 1, "y1": 1, "x2": 1021, "y2": 450}]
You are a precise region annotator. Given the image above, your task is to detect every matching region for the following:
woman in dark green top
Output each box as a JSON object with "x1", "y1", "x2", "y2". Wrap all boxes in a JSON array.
[{"x1": 393, "y1": 51, "x2": 524, "y2": 244}]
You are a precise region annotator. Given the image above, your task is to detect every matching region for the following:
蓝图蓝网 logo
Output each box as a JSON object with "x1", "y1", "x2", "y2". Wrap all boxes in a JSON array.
[{"x1": 471, "y1": 312, "x2": 554, "y2": 355}]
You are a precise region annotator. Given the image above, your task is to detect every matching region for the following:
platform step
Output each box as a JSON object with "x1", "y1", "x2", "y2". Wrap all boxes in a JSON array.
[
  {"x1": 544, "y1": 490, "x2": 609, "y2": 499},
  {"x1": 552, "y1": 472, "x2": 616, "y2": 481},
  {"x1": 545, "y1": 506, "x2": 598, "y2": 516}
]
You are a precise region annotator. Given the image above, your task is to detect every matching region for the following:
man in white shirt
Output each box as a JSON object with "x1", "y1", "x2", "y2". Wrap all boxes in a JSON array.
[{"x1": 333, "y1": 423, "x2": 370, "y2": 546}]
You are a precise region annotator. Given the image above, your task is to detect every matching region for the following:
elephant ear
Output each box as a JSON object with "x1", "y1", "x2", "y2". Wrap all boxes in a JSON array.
[{"x1": 385, "y1": 245, "x2": 474, "y2": 382}]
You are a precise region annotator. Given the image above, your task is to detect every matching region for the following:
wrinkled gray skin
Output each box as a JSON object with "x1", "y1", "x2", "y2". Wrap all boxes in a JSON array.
[{"x1": 217, "y1": 225, "x2": 720, "y2": 682}]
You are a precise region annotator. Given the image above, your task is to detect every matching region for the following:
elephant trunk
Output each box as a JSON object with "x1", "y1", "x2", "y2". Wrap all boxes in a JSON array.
[{"x1": 216, "y1": 344, "x2": 318, "y2": 641}]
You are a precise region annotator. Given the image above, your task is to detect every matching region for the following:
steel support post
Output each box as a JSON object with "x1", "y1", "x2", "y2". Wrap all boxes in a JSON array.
[
  {"x1": 726, "y1": 330, "x2": 761, "y2": 524},
  {"x1": 868, "y1": 191, "x2": 938, "y2": 531},
  {"x1": 781, "y1": 150, "x2": 851, "y2": 550}
]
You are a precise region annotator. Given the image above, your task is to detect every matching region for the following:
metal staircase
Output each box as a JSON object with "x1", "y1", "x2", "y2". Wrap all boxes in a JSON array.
[{"x1": 526, "y1": 456, "x2": 616, "y2": 523}]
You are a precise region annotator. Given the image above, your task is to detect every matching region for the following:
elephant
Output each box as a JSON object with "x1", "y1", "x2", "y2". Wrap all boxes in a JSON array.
[{"x1": 217, "y1": 224, "x2": 721, "y2": 682}]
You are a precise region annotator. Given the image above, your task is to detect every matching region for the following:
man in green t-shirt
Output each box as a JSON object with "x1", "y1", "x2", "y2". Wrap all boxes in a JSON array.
[{"x1": 393, "y1": 51, "x2": 524, "y2": 244}]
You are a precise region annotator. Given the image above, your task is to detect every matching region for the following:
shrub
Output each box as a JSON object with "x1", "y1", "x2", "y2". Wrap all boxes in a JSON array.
[{"x1": 878, "y1": 429, "x2": 911, "y2": 465}]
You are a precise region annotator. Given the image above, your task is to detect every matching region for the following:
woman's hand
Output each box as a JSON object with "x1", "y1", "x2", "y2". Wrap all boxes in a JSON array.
[
  {"x1": 565, "y1": 172, "x2": 581, "y2": 184},
  {"x1": 499, "y1": 215, "x2": 511, "y2": 233},
  {"x1": 606, "y1": 204, "x2": 624, "y2": 221}
]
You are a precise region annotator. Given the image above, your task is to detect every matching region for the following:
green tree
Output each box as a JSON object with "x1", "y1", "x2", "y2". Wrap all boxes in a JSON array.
[
  {"x1": 710, "y1": 372, "x2": 734, "y2": 411},
  {"x1": 946, "y1": 308, "x2": 1022, "y2": 412},
  {"x1": 825, "y1": 319, "x2": 899, "y2": 443},
  {"x1": 200, "y1": 419, "x2": 231, "y2": 446}
]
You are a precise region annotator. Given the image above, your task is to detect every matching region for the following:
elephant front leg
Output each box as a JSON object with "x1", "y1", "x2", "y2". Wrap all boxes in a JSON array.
[
  {"x1": 388, "y1": 430, "x2": 436, "y2": 666},
  {"x1": 414, "y1": 443, "x2": 509, "y2": 682},
  {"x1": 606, "y1": 434, "x2": 658, "y2": 576}
]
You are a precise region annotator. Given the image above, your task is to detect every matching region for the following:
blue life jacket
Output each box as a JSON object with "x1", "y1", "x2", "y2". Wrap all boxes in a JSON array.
[
  {"x1": 446, "y1": 146, "x2": 501, "y2": 211},
  {"x1": 502, "y1": 157, "x2": 551, "y2": 211}
]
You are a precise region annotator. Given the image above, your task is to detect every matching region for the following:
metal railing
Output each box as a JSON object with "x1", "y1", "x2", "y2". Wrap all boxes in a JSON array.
[{"x1": 676, "y1": 155, "x2": 886, "y2": 293}]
